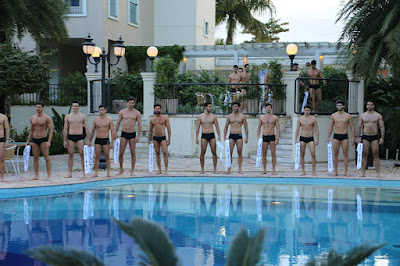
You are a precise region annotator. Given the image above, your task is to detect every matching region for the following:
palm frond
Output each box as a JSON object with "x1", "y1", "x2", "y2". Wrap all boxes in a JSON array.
[
  {"x1": 344, "y1": 243, "x2": 387, "y2": 265},
  {"x1": 27, "y1": 247, "x2": 104, "y2": 266}
]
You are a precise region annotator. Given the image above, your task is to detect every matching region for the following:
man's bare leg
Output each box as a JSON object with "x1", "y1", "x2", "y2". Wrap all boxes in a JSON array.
[
  {"x1": 209, "y1": 138, "x2": 218, "y2": 174},
  {"x1": 308, "y1": 142, "x2": 316, "y2": 176},
  {"x1": 310, "y1": 89, "x2": 316, "y2": 112},
  {"x1": 300, "y1": 142, "x2": 306, "y2": 175},
  {"x1": 118, "y1": 138, "x2": 128, "y2": 175},
  {"x1": 32, "y1": 144, "x2": 40, "y2": 180},
  {"x1": 236, "y1": 139, "x2": 244, "y2": 174},
  {"x1": 361, "y1": 140, "x2": 371, "y2": 177},
  {"x1": 270, "y1": 141, "x2": 277, "y2": 174},
  {"x1": 103, "y1": 145, "x2": 111, "y2": 177},
  {"x1": 93, "y1": 144, "x2": 102, "y2": 177},
  {"x1": 0, "y1": 143, "x2": 5, "y2": 181},
  {"x1": 128, "y1": 139, "x2": 137, "y2": 175},
  {"x1": 200, "y1": 139, "x2": 208, "y2": 174},
  {"x1": 76, "y1": 140, "x2": 86, "y2": 178},
  {"x1": 262, "y1": 142, "x2": 268, "y2": 174},
  {"x1": 153, "y1": 140, "x2": 162, "y2": 174},
  {"x1": 226, "y1": 139, "x2": 235, "y2": 174},
  {"x1": 40, "y1": 142, "x2": 51, "y2": 180},
  {"x1": 315, "y1": 88, "x2": 322, "y2": 111},
  {"x1": 371, "y1": 140, "x2": 381, "y2": 178},
  {"x1": 342, "y1": 139, "x2": 349, "y2": 176},
  {"x1": 65, "y1": 140, "x2": 75, "y2": 178},
  {"x1": 161, "y1": 140, "x2": 169, "y2": 175},
  {"x1": 332, "y1": 139, "x2": 340, "y2": 176}
]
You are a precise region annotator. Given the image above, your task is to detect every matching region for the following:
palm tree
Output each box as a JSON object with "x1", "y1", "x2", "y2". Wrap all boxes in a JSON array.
[
  {"x1": 216, "y1": 0, "x2": 275, "y2": 45},
  {"x1": 337, "y1": 0, "x2": 400, "y2": 78}
]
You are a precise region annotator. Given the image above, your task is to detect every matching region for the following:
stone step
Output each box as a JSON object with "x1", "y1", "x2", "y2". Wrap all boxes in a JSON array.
[{"x1": 279, "y1": 139, "x2": 292, "y2": 145}]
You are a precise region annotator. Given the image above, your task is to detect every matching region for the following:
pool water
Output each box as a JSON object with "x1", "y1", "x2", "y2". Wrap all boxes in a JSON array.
[{"x1": 0, "y1": 180, "x2": 399, "y2": 265}]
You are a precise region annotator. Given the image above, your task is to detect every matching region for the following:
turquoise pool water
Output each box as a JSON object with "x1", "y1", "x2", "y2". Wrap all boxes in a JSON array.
[{"x1": 0, "y1": 177, "x2": 399, "y2": 265}]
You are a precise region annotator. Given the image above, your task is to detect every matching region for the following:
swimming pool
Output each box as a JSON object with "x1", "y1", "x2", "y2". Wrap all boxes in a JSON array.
[{"x1": 0, "y1": 178, "x2": 399, "y2": 265}]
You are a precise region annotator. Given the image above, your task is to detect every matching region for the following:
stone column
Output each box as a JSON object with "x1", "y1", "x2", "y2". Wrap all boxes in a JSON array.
[
  {"x1": 85, "y1": 72, "x2": 102, "y2": 114},
  {"x1": 283, "y1": 71, "x2": 300, "y2": 117},
  {"x1": 141, "y1": 72, "x2": 157, "y2": 121},
  {"x1": 346, "y1": 71, "x2": 364, "y2": 114}
]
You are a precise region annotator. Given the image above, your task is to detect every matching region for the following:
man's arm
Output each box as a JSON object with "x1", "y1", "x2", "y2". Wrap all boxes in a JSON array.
[
  {"x1": 356, "y1": 115, "x2": 363, "y2": 142},
  {"x1": 349, "y1": 115, "x2": 356, "y2": 146},
  {"x1": 148, "y1": 120, "x2": 153, "y2": 145},
  {"x1": 89, "y1": 120, "x2": 96, "y2": 143},
  {"x1": 195, "y1": 117, "x2": 201, "y2": 145},
  {"x1": 378, "y1": 114, "x2": 385, "y2": 145},
  {"x1": 63, "y1": 116, "x2": 69, "y2": 148},
  {"x1": 47, "y1": 116, "x2": 54, "y2": 146},
  {"x1": 223, "y1": 117, "x2": 230, "y2": 140},
  {"x1": 4, "y1": 116, "x2": 10, "y2": 147},
  {"x1": 257, "y1": 118, "x2": 262, "y2": 138},
  {"x1": 166, "y1": 118, "x2": 171, "y2": 146},
  {"x1": 136, "y1": 112, "x2": 142, "y2": 142},
  {"x1": 243, "y1": 116, "x2": 249, "y2": 144},
  {"x1": 275, "y1": 116, "x2": 280, "y2": 145},
  {"x1": 326, "y1": 115, "x2": 334, "y2": 142},
  {"x1": 114, "y1": 112, "x2": 123, "y2": 139},
  {"x1": 109, "y1": 119, "x2": 115, "y2": 149},
  {"x1": 314, "y1": 118, "x2": 319, "y2": 146},
  {"x1": 294, "y1": 118, "x2": 301, "y2": 143},
  {"x1": 26, "y1": 117, "x2": 34, "y2": 145},
  {"x1": 214, "y1": 116, "x2": 221, "y2": 141},
  {"x1": 83, "y1": 115, "x2": 90, "y2": 145},
  {"x1": 319, "y1": 70, "x2": 326, "y2": 85}
]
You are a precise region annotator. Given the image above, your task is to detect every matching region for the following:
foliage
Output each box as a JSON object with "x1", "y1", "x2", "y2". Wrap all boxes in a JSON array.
[
  {"x1": 323, "y1": 65, "x2": 348, "y2": 79},
  {"x1": 27, "y1": 247, "x2": 104, "y2": 266},
  {"x1": 306, "y1": 243, "x2": 386, "y2": 266},
  {"x1": 336, "y1": 0, "x2": 400, "y2": 78},
  {"x1": 58, "y1": 71, "x2": 87, "y2": 105},
  {"x1": 267, "y1": 60, "x2": 285, "y2": 100},
  {"x1": 216, "y1": 0, "x2": 275, "y2": 44},
  {"x1": 243, "y1": 18, "x2": 289, "y2": 43},
  {"x1": 125, "y1": 45, "x2": 185, "y2": 72},
  {"x1": 114, "y1": 218, "x2": 179, "y2": 266},
  {"x1": 110, "y1": 69, "x2": 143, "y2": 103},
  {"x1": 49, "y1": 107, "x2": 68, "y2": 155},
  {"x1": 154, "y1": 56, "x2": 178, "y2": 99},
  {"x1": 226, "y1": 228, "x2": 266, "y2": 266},
  {"x1": 0, "y1": 0, "x2": 68, "y2": 42},
  {"x1": 10, "y1": 126, "x2": 29, "y2": 142},
  {"x1": 215, "y1": 38, "x2": 225, "y2": 45}
]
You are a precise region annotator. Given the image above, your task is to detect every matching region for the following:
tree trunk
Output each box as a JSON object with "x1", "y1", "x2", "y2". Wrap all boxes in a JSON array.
[
  {"x1": 0, "y1": 94, "x2": 11, "y2": 123},
  {"x1": 226, "y1": 16, "x2": 236, "y2": 45}
]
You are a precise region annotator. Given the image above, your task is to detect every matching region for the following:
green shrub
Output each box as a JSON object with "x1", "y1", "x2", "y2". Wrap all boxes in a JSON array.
[
  {"x1": 110, "y1": 69, "x2": 143, "y2": 103},
  {"x1": 154, "y1": 56, "x2": 178, "y2": 99}
]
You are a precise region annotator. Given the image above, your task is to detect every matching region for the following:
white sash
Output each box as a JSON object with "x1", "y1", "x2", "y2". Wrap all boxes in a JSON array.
[
  {"x1": 24, "y1": 198, "x2": 30, "y2": 225},
  {"x1": 256, "y1": 138, "x2": 263, "y2": 168},
  {"x1": 301, "y1": 91, "x2": 309, "y2": 113},
  {"x1": 84, "y1": 145, "x2": 94, "y2": 174},
  {"x1": 357, "y1": 194, "x2": 363, "y2": 221},
  {"x1": 225, "y1": 139, "x2": 231, "y2": 168},
  {"x1": 23, "y1": 145, "x2": 31, "y2": 172},
  {"x1": 149, "y1": 143, "x2": 154, "y2": 172},
  {"x1": 216, "y1": 140, "x2": 224, "y2": 162},
  {"x1": 327, "y1": 189, "x2": 333, "y2": 219},
  {"x1": 89, "y1": 146, "x2": 94, "y2": 171},
  {"x1": 267, "y1": 92, "x2": 273, "y2": 102},
  {"x1": 327, "y1": 141, "x2": 334, "y2": 172},
  {"x1": 357, "y1": 143, "x2": 363, "y2": 170},
  {"x1": 225, "y1": 189, "x2": 231, "y2": 217},
  {"x1": 83, "y1": 191, "x2": 94, "y2": 220},
  {"x1": 295, "y1": 142, "x2": 301, "y2": 169},
  {"x1": 294, "y1": 188, "x2": 300, "y2": 218},
  {"x1": 256, "y1": 191, "x2": 262, "y2": 222},
  {"x1": 224, "y1": 91, "x2": 232, "y2": 105},
  {"x1": 114, "y1": 138, "x2": 120, "y2": 164}
]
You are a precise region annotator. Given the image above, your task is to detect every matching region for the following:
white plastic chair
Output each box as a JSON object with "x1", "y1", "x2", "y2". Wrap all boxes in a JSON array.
[{"x1": 4, "y1": 144, "x2": 18, "y2": 176}]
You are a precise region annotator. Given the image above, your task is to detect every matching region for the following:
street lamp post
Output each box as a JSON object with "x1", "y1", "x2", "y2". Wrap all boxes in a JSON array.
[
  {"x1": 286, "y1": 43, "x2": 298, "y2": 71},
  {"x1": 146, "y1": 46, "x2": 158, "y2": 71},
  {"x1": 82, "y1": 34, "x2": 126, "y2": 107}
]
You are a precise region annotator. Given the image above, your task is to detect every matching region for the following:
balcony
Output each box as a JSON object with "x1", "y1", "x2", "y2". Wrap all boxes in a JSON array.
[{"x1": 65, "y1": 0, "x2": 87, "y2": 16}]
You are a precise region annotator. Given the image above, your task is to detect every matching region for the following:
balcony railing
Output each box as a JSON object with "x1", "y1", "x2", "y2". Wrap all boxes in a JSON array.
[{"x1": 65, "y1": 0, "x2": 86, "y2": 15}]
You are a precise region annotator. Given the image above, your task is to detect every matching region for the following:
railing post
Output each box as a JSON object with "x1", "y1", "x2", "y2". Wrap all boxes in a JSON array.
[
  {"x1": 283, "y1": 71, "x2": 300, "y2": 117},
  {"x1": 85, "y1": 72, "x2": 102, "y2": 114},
  {"x1": 346, "y1": 71, "x2": 364, "y2": 114},
  {"x1": 141, "y1": 72, "x2": 157, "y2": 121}
]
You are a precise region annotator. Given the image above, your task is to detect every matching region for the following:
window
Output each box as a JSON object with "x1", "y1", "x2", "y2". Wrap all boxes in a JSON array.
[
  {"x1": 65, "y1": 0, "x2": 87, "y2": 16},
  {"x1": 128, "y1": 0, "x2": 139, "y2": 26},
  {"x1": 108, "y1": 0, "x2": 119, "y2": 20},
  {"x1": 204, "y1": 21, "x2": 209, "y2": 37}
]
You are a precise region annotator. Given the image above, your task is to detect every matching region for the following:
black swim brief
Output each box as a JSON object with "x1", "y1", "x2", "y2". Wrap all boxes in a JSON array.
[
  {"x1": 362, "y1": 135, "x2": 379, "y2": 142},
  {"x1": 229, "y1": 134, "x2": 243, "y2": 140},
  {"x1": 32, "y1": 137, "x2": 48, "y2": 145},
  {"x1": 95, "y1": 138, "x2": 110, "y2": 146},
  {"x1": 201, "y1": 133, "x2": 215, "y2": 141},
  {"x1": 68, "y1": 134, "x2": 84, "y2": 143},
  {"x1": 333, "y1": 134, "x2": 348, "y2": 141},
  {"x1": 0, "y1": 138, "x2": 5, "y2": 143},
  {"x1": 230, "y1": 88, "x2": 237, "y2": 93},
  {"x1": 121, "y1": 131, "x2": 136, "y2": 140},
  {"x1": 309, "y1": 84, "x2": 320, "y2": 90},
  {"x1": 263, "y1": 135, "x2": 276, "y2": 142},
  {"x1": 153, "y1": 136, "x2": 166, "y2": 143},
  {"x1": 300, "y1": 136, "x2": 314, "y2": 143}
]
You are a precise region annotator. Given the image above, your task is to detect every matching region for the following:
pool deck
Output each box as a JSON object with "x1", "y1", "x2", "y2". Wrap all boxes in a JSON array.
[{"x1": 2, "y1": 154, "x2": 400, "y2": 189}]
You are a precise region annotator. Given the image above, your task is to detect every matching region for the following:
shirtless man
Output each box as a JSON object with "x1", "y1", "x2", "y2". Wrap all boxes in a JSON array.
[
  {"x1": 196, "y1": 102, "x2": 221, "y2": 174},
  {"x1": 357, "y1": 100, "x2": 385, "y2": 177},
  {"x1": 306, "y1": 60, "x2": 326, "y2": 112},
  {"x1": 224, "y1": 102, "x2": 248, "y2": 174},
  {"x1": 63, "y1": 101, "x2": 90, "y2": 178},
  {"x1": 261, "y1": 70, "x2": 272, "y2": 113},
  {"x1": 89, "y1": 105, "x2": 114, "y2": 177},
  {"x1": 114, "y1": 97, "x2": 142, "y2": 175},
  {"x1": 0, "y1": 113, "x2": 10, "y2": 182},
  {"x1": 26, "y1": 102, "x2": 53, "y2": 180},
  {"x1": 257, "y1": 103, "x2": 280, "y2": 174},
  {"x1": 227, "y1": 65, "x2": 242, "y2": 93},
  {"x1": 326, "y1": 100, "x2": 355, "y2": 176},
  {"x1": 240, "y1": 64, "x2": 251, "y2": 112},
  {"x1": 294, "y1": 105, "x2": 319, "y2": 175},
  {"x1": 148, "y1": 104, "x2": 171, "y2": 175}
]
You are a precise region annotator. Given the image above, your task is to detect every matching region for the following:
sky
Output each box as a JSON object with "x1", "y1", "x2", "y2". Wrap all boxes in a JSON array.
[{"x1": 215, "y1": 0, "x2": 346, "y2": 44}]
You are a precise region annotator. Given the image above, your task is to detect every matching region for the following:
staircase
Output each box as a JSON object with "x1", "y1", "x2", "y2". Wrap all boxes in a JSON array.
[{"x1": 276, "y1": 118, "x2": 294, "y2": 163}]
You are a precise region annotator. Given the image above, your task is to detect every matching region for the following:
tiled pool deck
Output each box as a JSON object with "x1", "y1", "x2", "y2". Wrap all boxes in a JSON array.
[{"x1": 1, "y1": 154, "x2": 400, "y2": 189}]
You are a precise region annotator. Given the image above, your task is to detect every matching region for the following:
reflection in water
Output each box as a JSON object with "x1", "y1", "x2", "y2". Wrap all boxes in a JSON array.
[{"x1": 0, "y1": 184, "x2": 398, "y2": 265}]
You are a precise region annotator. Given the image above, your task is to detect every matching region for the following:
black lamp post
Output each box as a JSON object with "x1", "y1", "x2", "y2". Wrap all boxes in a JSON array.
[{"x1": 286, "y1": 43, "x2": 298, "y2": 71}]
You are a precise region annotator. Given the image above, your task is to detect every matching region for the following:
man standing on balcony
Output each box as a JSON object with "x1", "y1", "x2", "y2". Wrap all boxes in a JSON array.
[
  {"x1": 226, "y1": 65, "x2": 242, "y2": 105},
  {"x1": 326, "y1": 100, "x2": 355, "y2": 176},
  {"x1": 26, "y1": 102, "x2": 53, "y2": 180},
  {"x1": 148, "y1": 104, "x2": 171, "y2": 175},
  {"x1": 306, "y1": 60, "x2": 326, "y2": 112},
  {"x1": 357, "y1": 100, "x2": 385, "y2": 178},
  {"x1": 63, "y1": 101, "x2": 90, "y2": 178},
  {"x1": 224, "y1": 102, "x2": 248, "y2": 174},
  {"x1": 240, "y1": 64, "x2": 251, "y2": 112},
  {"x1": 294, "y1": 105, "x2": 319, "y2": 176},
  {"x1": 196, "y1": 102, "x2": 221, "y2": 174},
  {"x1": 114, "y1": 97, "x2": 142, "y2": 176},
  {"x1": 257, "y1": 103, "x2": 280, "y2": 175},
  {"x1": 0, "y1": 113, "x2": 10, "y2": 182}
]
